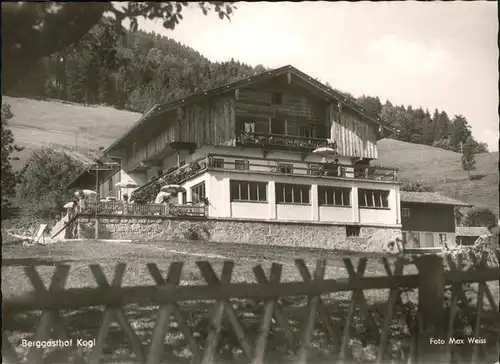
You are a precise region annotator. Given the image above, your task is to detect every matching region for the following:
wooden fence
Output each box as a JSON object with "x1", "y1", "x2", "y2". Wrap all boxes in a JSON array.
[{"x1": 2, "y1": 254, "x2": 499, "y2": 364}]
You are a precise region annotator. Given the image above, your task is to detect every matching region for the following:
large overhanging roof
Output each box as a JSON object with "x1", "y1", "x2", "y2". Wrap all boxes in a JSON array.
[
  {"x1": 67, "y1": 159, "x2": 120, "y2": 189},
  {"x1": 103, "y1": 65, "x2": 394, "y2": 154}
]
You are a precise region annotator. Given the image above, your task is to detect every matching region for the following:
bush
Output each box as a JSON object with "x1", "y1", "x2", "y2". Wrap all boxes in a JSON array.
[
  {"x1": 400, "y1": 182, "x2": 434, "y2": 192},
  {"x1": 183, "y1": 224, "x2": 211, "y2": 241},
  {"x1": 463, "y1": 207, "x2": 497, "y2": 228},
  {"x1": 7, "y1": 201, "x2": 62, "y2": 236},
  {"x1": 17, "y1": 147, "x2": 83, "y2": 208}
]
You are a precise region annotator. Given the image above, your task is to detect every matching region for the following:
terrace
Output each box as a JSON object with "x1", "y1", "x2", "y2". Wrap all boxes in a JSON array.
[
  {"x1": 130, "y1": 153, "x2": 398, "y2": 204},
  {"x1": 205, "y1": 154, "x2": 398, "y2": 182}
]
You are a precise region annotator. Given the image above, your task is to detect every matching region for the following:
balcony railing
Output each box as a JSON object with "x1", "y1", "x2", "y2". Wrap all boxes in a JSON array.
[
  {"x1": 236, "y1": 132, "x2": 332, "y2": 150},
  {"x1": 80, "y1": 201, "x2": 206, "y2": 217},
  {"x1": 206, "y1": 154, "x2": 398, "y2": 182},
  {"x1": 130, "y1": 156, "x2": 208, "y2": 202}
]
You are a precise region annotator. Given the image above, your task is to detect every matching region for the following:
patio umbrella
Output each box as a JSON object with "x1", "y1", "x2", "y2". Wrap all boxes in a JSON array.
[
  {"x1": 154, "y1": 191, "x2": 172, "y2": 204},
  {"x1": 313, "y1": 147, "x2": 337, "y2": 156},
  {"x1": 160, "y1": 184, "x2": 185, "y2": 193},
  {"x1": 82, "y1": 189, "x2": 97, "y2": 196},
  {"x1": 115, "y1": 181, "x2": 138, "y2": 188},
  {"x1": 63, "y1": 201, "x2": 75, "y2": 209}
]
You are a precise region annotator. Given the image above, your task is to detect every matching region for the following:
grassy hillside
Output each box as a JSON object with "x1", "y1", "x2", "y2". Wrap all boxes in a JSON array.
[
  {"x1": 376, "y1": 139, "x2": 498, "y2": 216},
  {"x1": 4, "y1": 96, "x2": 140, "y2": 169},
  {"x1": 5, "y1": 97, "x2": 498, "y2": 216}
]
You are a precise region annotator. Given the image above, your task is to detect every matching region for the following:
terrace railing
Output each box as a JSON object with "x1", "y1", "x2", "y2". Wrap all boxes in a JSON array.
[
  {"x1": 2, "y1": 253, "x2": 499, "y2": 364},
  {"x1": 131, "y1": 156, "x2": 208, "y2": 202},
  {"x1": 80, "y1": 201, "x2": 206, "y2": 217},
  {"x1": 206, "y1": 154, "x2": 398, "y2": 182},
  {"x1": 130, "y1": 153, "x2": 397, "y2": 203},
  {"x1": 236, "y1": 132, "x2": 331, "y2": 151}
]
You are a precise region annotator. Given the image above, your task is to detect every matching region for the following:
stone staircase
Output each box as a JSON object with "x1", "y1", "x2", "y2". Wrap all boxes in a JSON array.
[{"x1": 49, "y1": 212, "x2": 71, "y2": 241}]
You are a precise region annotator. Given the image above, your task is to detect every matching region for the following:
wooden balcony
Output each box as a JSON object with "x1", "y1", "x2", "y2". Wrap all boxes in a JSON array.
[{"x1": 236, "y1": 132, "x2": 331, "y2": 151}]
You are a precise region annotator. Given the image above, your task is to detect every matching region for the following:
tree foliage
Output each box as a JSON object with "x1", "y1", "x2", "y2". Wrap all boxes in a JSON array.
[
  {"x1": 5, "y1": 23, "x2": 267, "y2": 112},
  {"x1": 463, "y1": 208, "x2": 498, "y2": 229},
  {"x1": 461, "y1": 137, "x2": 476, "y2": 180},
  {"x1": 18, "y1": 147, "x2": 84, "y2": 209},
  {"x1": 2, "y1": 2, "x2": 235, "y2": 91},
  {"x1": 1, "y1": 103, "x2": 24, "y2": 209},
  {"x1": 400, "y1": 182, "x2": 435, "y2": 193}
]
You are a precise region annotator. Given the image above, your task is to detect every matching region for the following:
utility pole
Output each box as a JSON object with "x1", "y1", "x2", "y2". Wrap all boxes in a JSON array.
[
  {"x1": 89, "y1": 161, "x2": 119, "y2": 240},
  {"x1": 95, "y1": 168, "x2": 99, "y2": 239}
]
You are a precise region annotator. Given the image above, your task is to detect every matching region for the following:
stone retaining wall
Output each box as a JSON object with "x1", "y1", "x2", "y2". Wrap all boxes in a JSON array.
[{"x1": 77, "y1": 215, "x2": 402, "y2": 252}]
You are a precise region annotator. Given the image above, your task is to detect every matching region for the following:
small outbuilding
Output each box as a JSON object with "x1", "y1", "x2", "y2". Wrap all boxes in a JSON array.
[{"x1": 455, "y1": 226, "x2": 492, "y2": 246}]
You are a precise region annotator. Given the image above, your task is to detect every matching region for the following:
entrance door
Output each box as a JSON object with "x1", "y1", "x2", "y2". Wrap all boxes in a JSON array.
[{"x1": 270, "y1": 117, "x2": 286, "y2": 134}]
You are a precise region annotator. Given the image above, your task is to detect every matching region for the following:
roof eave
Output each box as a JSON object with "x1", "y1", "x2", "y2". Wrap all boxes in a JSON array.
[{"x1": 401, "y1": 200, "x2": 472, "y2": 207}]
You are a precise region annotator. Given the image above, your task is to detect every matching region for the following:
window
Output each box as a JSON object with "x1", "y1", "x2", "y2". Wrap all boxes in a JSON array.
[
  {"x1": 299, "y1": 126, "x2": 314, "y2": 138},
  {"x1": 182, "y1": 191, "x2": 187, "y2": 204},
  {"x1": 438, "y1": 234, "x2": 447, "y2": 244},
  {"x1": 244, "y1": 121, "x2": 255, "y2": 133},
  {"x1": 308, "y1": 164, "x2": 321, "y2": 175},
  {"x1": 212, "y1": 158, "x2": 224, "y2": 168},
  {"x1": 271, "y1": 93, "x2": 282, "y2": 105},
  {"x1": 276, "y1": 183, "x2": 310, "y2": 204},
  {"x1": 346, "y1": 226, "x2": 360, "y2": 237},
  {"x1": 108, "y1": 178, "x2": 112, "y2": 193},
  {"x1": 191, "y1": 182, "x2": 206, "y2": 204},
  {"x1": 318, "y1": 186, "x2": 351, "y2": 206},
  {"x1": 235, "y1": 159, "x2": 250, "y2": 171},
  {"x1": 402, "y1": 231, "x2": 409, "y2": 245},
  {"x1": 359, "y1": 189, "x2": 389, "y2": 208},
  {"x1": 402, "y1": 207, "x2": 410, "y2": 217},
  {"x1": 230, "y1": 181, "x2": 267, "y2": 202},
  {"x1": 278, "y1": 163, "x2": 293, "y2": 174},
  {"x1": 422, "y1": 232, "x2": 435, "y2": 248},
  {"x1": 408, "y1": 231, "x2": 421, "y2": 248}
]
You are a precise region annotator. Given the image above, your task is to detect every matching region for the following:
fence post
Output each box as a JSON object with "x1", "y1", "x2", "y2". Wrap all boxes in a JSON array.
[{"x1": 414, "y1": 254, "x2": 446, "y2": 364}]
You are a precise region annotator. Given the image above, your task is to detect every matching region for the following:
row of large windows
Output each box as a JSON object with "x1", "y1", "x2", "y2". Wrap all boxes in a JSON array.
[{"x1": 228, "y1": 180, "x2": 390, "y2": 208}]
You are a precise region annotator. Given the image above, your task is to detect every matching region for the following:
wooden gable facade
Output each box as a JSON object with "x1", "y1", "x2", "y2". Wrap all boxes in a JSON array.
[
  {"x1": 234, "y1": 75, "x2": 329, "y2": 139},
  {"x1": 328, "y1": 104, "x2": 379, "y2": 159},
  {"x1": 110, "y1": 67, "x2": 384, "y2": 173}
]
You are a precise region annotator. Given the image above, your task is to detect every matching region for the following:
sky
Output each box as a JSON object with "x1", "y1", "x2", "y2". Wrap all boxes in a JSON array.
[{"x1": 137, "y1": 1, "x2": 499, "y2": 151}]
